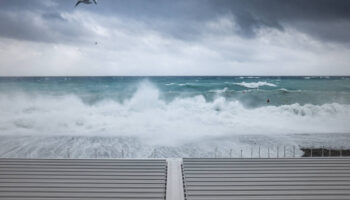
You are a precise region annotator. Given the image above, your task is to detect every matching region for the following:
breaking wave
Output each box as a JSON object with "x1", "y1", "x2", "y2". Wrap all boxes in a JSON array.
[
  {"x1": 0, "y1": 81, "x2": 349, "y2": 145},
  {"x1": 1, "y1": 79, "x2": 350, "y2": 158},
  {"x1": 234, "y1": 81, "x2": 277, "y2": 88}
]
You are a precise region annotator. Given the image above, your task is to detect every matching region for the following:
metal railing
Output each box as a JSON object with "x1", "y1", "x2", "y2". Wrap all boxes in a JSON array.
[{"x1": 211, "y1": 145, "x2": 349, "y2": 158}]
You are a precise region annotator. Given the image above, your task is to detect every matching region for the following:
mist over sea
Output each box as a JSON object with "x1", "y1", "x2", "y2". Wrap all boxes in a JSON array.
[{"x1": 0, "y1": 76, "x2": 350, "y2": 158}]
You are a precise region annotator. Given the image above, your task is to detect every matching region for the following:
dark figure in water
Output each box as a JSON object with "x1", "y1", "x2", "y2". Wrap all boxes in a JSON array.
[{"x1": 267, "y1": 98, "x2": 270, "y2": 103}]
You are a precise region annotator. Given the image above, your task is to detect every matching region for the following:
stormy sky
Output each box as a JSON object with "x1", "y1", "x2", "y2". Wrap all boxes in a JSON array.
[{"x1": 0, "y1": 0, "x2": 350, "y2": 76}]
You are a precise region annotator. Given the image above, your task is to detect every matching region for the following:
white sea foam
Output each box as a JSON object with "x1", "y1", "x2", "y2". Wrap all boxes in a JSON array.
[
  {"x1": 178, "y1": 83, "x2": 193, "y2": 86},
  {"x1": 209, "y1": 87, "x2": 228, "y2": 94},
  {"x1": 239, "y1": 76, "x2": 260, "y2": 79},
  {"x1": 247, "y1": 76, "x2": 260, "y2": 79},
  {"x1": 279, "y1": 88, "x2": 289, "y2": 93},
  {"x1": 0, "y1": 80, "x2": 349, "y2": 145},
  {"x1": 1, "y1": 80, "x2": 350, "y2": 158},
  {"x1": 234, "y1": 81, "x2": 277, "y2": 88}
]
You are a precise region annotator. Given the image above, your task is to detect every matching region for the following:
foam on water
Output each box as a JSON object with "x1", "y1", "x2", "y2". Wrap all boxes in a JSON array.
[
  {"x1": 234, "y1": 81, "x2": 277, "y2": 88},
  {"x1": 0, "y1": 79, "x2": 350, "y2": 158},
  {"x1": 1, "y1": 81, "x2": 349, "y2": 139},
  {"x1": 209, "y1": 87, "x2": 229, "y2": 94}
]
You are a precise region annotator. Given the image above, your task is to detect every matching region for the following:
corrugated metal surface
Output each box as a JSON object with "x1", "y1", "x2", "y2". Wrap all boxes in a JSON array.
[
  {"x1": 182, "y1": 158, "x2": 350, "y2": 200},
  {"x1": 0, "y1": 158, "x2": 167, "y2": 200}
]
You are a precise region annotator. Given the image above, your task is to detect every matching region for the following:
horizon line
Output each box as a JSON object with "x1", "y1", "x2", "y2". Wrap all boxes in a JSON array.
[{"x1": 0, "y1": 75, "x2": 350, "y2": 78}]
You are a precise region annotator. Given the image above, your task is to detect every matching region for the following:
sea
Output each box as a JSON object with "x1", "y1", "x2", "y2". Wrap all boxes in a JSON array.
[{"x1": 0, "y1": 76, "x2": 350, "y2": 158}]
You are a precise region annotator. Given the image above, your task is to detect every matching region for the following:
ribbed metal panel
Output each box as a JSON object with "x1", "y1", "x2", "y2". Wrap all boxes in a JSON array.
[
  {"x1": 182, "y1": 158, "x2": 350, "y2": 200},
  {"x1": 0, "y1": 158, "x2": 167, "y2": 200}
]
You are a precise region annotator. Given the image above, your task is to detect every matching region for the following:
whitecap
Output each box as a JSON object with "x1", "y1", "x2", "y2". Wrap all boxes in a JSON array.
[
  {"x1": 0, "y1": 82, "x2": 350, "y2": 158},
  {"x1": 279, "y1": 88, "x2": 289, "y2": 93},
  {"x1": 247, "y1": 76, "x2": 260, "y2": 79},
  {"x1": 209, "y1": 87, "x2": 228, "y2": 94},
  {"x1": 0, "y1": 82, "x2": 349, "y2": 143},
  {"x1": 234, "y1": 81, "x2": 277, "y2": 88}
]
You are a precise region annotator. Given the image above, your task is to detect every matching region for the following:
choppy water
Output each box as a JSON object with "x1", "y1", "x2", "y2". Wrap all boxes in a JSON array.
[{"x1": 0, "y1": 76, "x2": 350, "y2": 158}]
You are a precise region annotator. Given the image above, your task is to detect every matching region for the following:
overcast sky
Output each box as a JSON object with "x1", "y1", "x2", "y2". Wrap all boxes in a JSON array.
[{"x1": 0, "y1": 0, "x2": 350, "y2": 76}]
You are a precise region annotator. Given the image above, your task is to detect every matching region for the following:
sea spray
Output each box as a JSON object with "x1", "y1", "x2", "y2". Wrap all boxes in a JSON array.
[
  {"x1": 0, "y1": 80, "x2": 349, "y2": 140},
  {"x1": 234, "y1": 81, "x2": 277, "y2": 88},
  {"x1": 0, "y1": 76, "x2": 350, "y2": 158}
]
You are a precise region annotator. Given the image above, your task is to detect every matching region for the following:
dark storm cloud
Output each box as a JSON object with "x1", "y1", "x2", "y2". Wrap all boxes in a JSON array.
[
  {"x1": 0, "y1": 0, "x2": 96, "y2": 44},
  {"x1": 0, "y1": 0, "x2": 43, "y2": 10},
  {"x1": 0, "y1": 0, "x2": 350, "y2": 43},
  {"x1": 210, "y1": 0, "x2": 350, "y2": 41},
  {"x1": 96, "y1": 0, "x2": 350, "y2": 42},
  {"x1": 42, "y1": 12, "x2": 66, "y2": 21},
  {"x1": 0, "y1": 10, "x2": 92, "y2": 44}
]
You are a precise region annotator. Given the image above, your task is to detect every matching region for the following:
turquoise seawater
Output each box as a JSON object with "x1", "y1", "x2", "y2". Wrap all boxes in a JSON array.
[
  {"x1": 0, "y1": 76, "x2": 349, "y2": 158},
  {"x1": 1, "y1": 76, "x2": 350, "y2": 107}
]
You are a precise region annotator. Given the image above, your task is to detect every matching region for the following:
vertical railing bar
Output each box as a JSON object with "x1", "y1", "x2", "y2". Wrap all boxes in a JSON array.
[
  {"x1": 293, "y1": 146, "x2": 295, "y2": 158},
  {"x1": 311, "y1": 147, "x2": 313, "y2": 158},
  {"x1": 251, "y1": 147, "x2": 253, "y2": 159},
  {"x1": 340, "y1": 147, "x2": 343, "y2": 157}
]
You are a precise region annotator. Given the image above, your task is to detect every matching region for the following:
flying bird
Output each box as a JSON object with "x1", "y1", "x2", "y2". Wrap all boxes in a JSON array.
[{"x1": 75, "y1": 0, "x2": 97, "y2": 7}]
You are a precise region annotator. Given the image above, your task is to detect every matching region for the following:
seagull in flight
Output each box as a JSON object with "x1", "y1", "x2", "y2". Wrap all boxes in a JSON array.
[{"x1": 75, "y1": 0, "x2": 97, "y2": 7}]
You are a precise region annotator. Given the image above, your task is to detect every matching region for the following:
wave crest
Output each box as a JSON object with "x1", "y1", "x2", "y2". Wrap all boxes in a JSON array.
[
  {"x1": 234, "y1": 81, "x2": 277, "y2": 88},
  {"x1": 0, "y1": 81, "x2": 349, "y2": 146}
]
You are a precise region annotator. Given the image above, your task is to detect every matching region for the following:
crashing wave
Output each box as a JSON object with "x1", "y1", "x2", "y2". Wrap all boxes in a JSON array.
[
  {"x1": 0, "y1": 80, "x2": 350, "y2": 158},
  {"x1": 0, "y1": 81, "x2": 349, "y2": 144},
  {"x1": 234, "y1": 81, "x2": 277, "y2": 88},
  {"x1": 209, "y1": 87, "x2": 228, "y2": 94}
]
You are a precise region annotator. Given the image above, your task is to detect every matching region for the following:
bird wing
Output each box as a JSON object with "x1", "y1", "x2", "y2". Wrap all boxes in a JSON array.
[
  {"x1": 75, "y1": 1, "x2": 81, "y2": 7},
  {"x1": 93, "y1": 0, "x2": 97, "y2": 4}
]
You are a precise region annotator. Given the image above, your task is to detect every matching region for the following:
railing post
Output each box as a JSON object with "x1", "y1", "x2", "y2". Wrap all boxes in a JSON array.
[
  {"x1": 251, "y1": 147, "x2": 253, "y2": 158},
  {"x1": 240, "y1": 149, "x2": 243, "y2": 158},
  {"x1": 284, "y1": 146, "x2": 286, "y2": 158},
  {"x1": 293, "y1": 146, "x2": 295, "y2": 158},
  {"x1": 340, "y1": 147, "x2": 343, "y2": 157},
  {"x1": 310, "y1": 147, "x2": 313, "y2": 157},
  {"x1": 268, "y1": 147, "x2": 270, "y2": 158},
  {"x1": 322, "y1": 146, "x2": 324, "y2": 157},
  {"x1": 229, "y1": 149, "x2": 232, "y2": 158},
  {"x1": 277, "y1": 146, "x2": 279, "y2": 158},
  {"x1": 259, "y1": 146, "x2": 261, "y2": 158}
]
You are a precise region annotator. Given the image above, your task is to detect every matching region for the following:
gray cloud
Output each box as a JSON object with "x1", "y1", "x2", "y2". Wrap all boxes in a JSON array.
[
  {"x1": 1, "y1": 0, "x2": 350, "y2": 76},
  {"x1": 1, "y1": 0, "x2": 350, "y2": 44},
  {"x1": 211, "y1": 0, "x2": 350, "y2": 42},
  {"x1": 42, "y1": 12, "x2": 66, "y2": 21}
]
